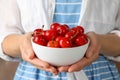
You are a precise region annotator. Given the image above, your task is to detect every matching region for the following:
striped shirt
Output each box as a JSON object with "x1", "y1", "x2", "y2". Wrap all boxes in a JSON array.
[
  {"x1": 53, "y1": 0, "x2": 82, "y2": 28},
  {"x1": 14, "y1": 0, "x2": 120, "y2": 80}
]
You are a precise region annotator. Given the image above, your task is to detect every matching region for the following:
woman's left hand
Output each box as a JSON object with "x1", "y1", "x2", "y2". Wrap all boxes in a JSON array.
[{"x1": 57, "y1": 32, "x2": 101, "y2": 72}]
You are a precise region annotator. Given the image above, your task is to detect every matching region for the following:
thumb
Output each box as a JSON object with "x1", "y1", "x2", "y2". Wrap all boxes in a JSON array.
[
  {"x1": 85, "y1": 41, "x2": 94, "y2": 58},
  {"x1": 27, "y1": 49, "x2": 35, "y2": 59}
]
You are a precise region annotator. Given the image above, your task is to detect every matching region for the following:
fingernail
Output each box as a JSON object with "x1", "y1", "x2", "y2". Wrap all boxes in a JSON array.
[
  {"x1": 68, "y1": 69, "x2": 73, "y2": 72},
  {"x1": 53, "y1": 72, "x2": 58, "y2": 76}
]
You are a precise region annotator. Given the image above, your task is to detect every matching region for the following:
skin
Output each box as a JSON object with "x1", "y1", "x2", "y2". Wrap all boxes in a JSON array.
[
  {"x1": 2, "y1": 32, "x2": 120, "y2": 75},
  {"x1": 114, "y1": 61, "x2": 120, "y2": 73}
]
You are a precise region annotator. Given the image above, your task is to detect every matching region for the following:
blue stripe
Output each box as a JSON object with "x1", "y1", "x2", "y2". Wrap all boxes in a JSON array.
[
  {"x1": 53, "y1": 0, "x2": 81, "y2": 28},
  {"x1": 56, "y1": 0, "x2": 82, "y2": 3},
  {"x1": 55, "y1": 4, "x2": 81, "y2": 13},
  {"x1": 53, "y1": 15, "x2": 80, "y2": 26},
  {"x1": 84, "y1": 55, "x2": 120, "y2": 80},
  {"x1": 14, "y1": 60, "x2": 67, "y2": 80}
]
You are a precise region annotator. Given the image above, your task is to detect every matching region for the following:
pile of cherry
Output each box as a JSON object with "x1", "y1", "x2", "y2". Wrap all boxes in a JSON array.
[{"x1": 32, "y1": 22, "x2": 88, "y2": 48}]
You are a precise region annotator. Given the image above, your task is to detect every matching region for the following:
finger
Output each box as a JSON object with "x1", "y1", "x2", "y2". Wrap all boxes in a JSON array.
[
  {"x1": 21, "y1": 48, "x2": 51, "y2": 69},
  {"x1": 28, "y1": 58, "x2": 50, "y2": 68},
  {"x1": 68, "y1": 52, "x2": 99, "y2": 72},
  {"x1": 31, "y1": 61, "x2": 58, "y2": 75},
  {"x1": 85, "y1": 45, "x2": 94, "y2": 58},
  {"x1": 20, "y1": 40, "x2": 50, "y2": 68},
  {"x1": 27, "y1": 55, "x2": 59, "y2": 75},
  {"x1": 86, "y1": 32, "x2": 98, "y2": 58},
  {"x1": 58, "y1": 66, "x2": 69, "y2": 72},
  {"x1": 68, "y1": 57, "x2": 90, "y2": 72},
  {"x1": 45, "y1": 66, "x2": 59, "y2": 75},
  {"x1": 20, "y1": 38, "x2": 34, "y2": 59},
  {"x1": 26, "y1": 49, "x2": 35, "y2": 59}
]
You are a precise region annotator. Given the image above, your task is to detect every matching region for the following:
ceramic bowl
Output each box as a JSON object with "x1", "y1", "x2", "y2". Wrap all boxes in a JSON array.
[{"x1": 31, "y1": 39, "x2": 89, "y2": 66}]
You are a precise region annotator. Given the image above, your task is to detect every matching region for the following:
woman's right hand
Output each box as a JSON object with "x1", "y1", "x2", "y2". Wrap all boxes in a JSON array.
[{"x1": 19, "y1": 32, "x2": 58, "y2": 75}]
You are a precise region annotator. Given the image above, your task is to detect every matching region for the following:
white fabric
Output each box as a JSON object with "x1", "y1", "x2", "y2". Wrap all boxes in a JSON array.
[
  {"x1": 107, "y1": 56, "x2": 120, "y2": 62},
  {"x1": 67, "y1": 70, "x2": 88, "y2": 80},
  {"x1": 79, "y1": 0, "x2": 120, "y2": 34},
  {"x1": 0, "y1": 0, "x2": 23, "y2": 61}
]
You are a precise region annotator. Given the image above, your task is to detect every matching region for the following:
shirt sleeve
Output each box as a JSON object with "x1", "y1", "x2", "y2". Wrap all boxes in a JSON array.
[
  {"x1": 107, "y1": 2, "x2": 120, "y2": 62},
  {"x1": 80, "y1": 0, "x2": 120, "y2": 34},
  {"x1": 0, "y1": 0, "x2": 24, "y2": 61},
  {"x1": 80, "y1": 0, "x2": 120, "y2": 62}
]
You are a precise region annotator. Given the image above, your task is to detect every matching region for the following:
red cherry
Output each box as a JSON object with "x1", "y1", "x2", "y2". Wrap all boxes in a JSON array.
[
  {"x1": 33, "y1": 35, "x2": 47, "y2": 46},
  {"x1": 44, "y1": 29, "x2": 58, "y2": 41},
  {"x1": 40, "y1": 30, "x2": 46, "y2": 36},
  {"x1": 65, "y1": 31, "x2": 78, "y2": 42},
  {"x1": 50, "y1": 22, "x2": 60, "y2": 30},
  {"x1": 55, "y1": 36, "x2": 64, "y2": 42},
  {"x1": 57, "y1": 24, "x2": 69, "y2": 36},
  {"x1": 47, "y1": 40, "x2": 60, "y2": 48},
  {"x1": 65, "y1": 31, "x2": 73, "y2": 39},
  {"x1": 75, "y1": 34, "x2": 88, "y2": 46},
  {"x1": 33, "y1": 25, "x2": 45, "y2": 36},
  {"x1": 70, "y1": 27, "x2": 80, "y2": 36},
  {"x1": 76, "y1": 25, "x2": 84, "y2": 33},
  {"x1": 71, "y1": 26, "x2": 84, "y2": 36},
  {"x1": 33, "y1": 28, "x2": 43, "y2": 36},
  {"x1": 59, "y1": 37, "x2": 72, "y2": 48},
  {"x1": 32, "y1": 23, "x2": 86, "y2": 48}
]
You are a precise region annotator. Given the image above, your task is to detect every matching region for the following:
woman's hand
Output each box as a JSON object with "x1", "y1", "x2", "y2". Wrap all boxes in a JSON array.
[
  {"x1": 58, "y1": 32, "x2": 101, "y2": 72},
  {"x1": 20, "y1": 32, "x2": 58, "y2": 75}
]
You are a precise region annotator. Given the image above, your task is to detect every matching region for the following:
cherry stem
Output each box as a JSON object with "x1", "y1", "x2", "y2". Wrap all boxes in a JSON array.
[
  {"x1": 70, "y1": 31, "x2": 79, "y2": 40},
  {"x1": 52, "y1": 36, "x2": 55, "y2": 44},
  {"x1": 42, "y1": 25, "x2": 44, "y2": 29},
  {"x1": 39, "y1": 25, "x2": 44, "y2": 35}
]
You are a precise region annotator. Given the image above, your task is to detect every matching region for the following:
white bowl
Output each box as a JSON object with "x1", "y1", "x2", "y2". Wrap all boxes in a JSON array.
[{"x1": 31, "y1": 40, "x2": 89, "y2": 66}]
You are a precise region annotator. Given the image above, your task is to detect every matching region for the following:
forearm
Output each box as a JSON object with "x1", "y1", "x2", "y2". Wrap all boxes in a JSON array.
[
  {"x1": 2, "y1": 34, "x2": 23, "y2": 57},
  {"x1": 97, "y1": 33, "x2": 120, "y2": 56}
]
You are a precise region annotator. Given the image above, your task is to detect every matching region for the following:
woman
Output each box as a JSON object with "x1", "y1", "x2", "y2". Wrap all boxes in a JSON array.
[{"x1": 0, "y1": 0, "x2": 120, "y2": 80}]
